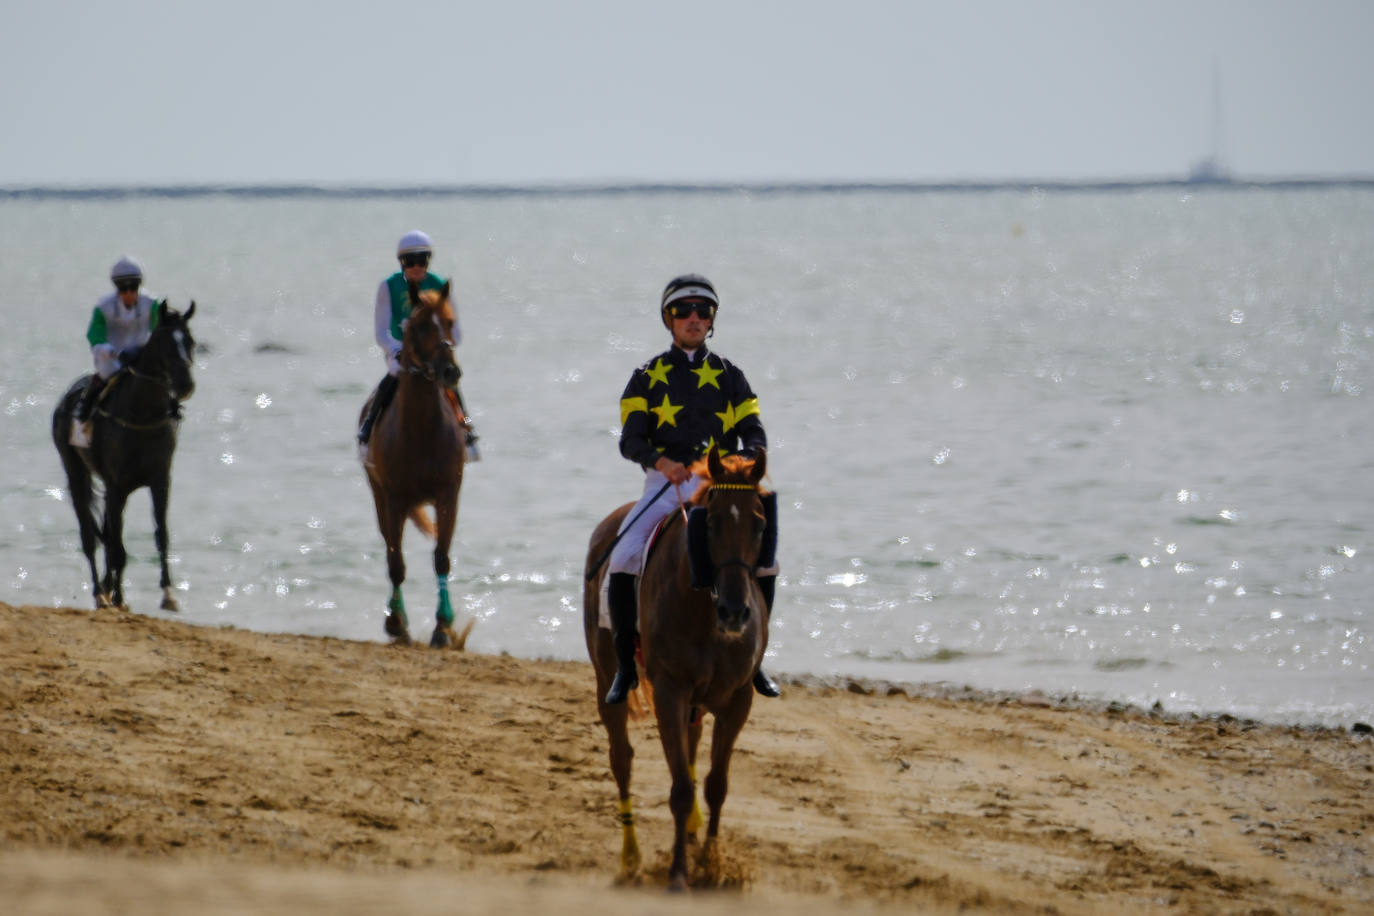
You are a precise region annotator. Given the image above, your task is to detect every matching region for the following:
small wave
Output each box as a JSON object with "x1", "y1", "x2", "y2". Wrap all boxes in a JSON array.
[
  {"x1": 856, "y1": 647, "x2": 972, "y2": 664},
  {"x1": 1094, "y1": 657, "x2": 1152, "y2": 672},
  {"x1": 1179, "y1": 515, "x2": 1236, "y2": 526}
]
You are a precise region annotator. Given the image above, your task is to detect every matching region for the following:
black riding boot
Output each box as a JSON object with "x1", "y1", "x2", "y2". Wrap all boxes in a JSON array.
[
  {"x1": 73, "y1": 375, "x2": 103, "y2": 423},
  {"x1": 753, "y1": 575, "x2": 781, "y2": 697},
  {"x1": 604, "y1": 572, "x2": 639, "y2": 705},
  {"x1": 358, "y1": 374, "x2": 399, "y2": 444}
]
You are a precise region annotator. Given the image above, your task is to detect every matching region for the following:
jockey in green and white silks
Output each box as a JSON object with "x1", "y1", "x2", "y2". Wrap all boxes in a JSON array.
[
  {"x1": 359, "y1": 230, "x2": 478, "y2": 455},
  {"x1": 71, "y1": 257, "x2": 164, "y2": 446},
  {"x1": 373, "y1": 264, "x2": 461, "y2": 377},
  {"x1": 88, "y1": 257, "x2": 159, "y2": 381}
]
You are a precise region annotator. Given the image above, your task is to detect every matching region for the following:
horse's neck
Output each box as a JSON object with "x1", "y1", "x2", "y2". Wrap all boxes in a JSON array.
[
  {"x1": 105, "y1": 367, "x2": 167, "y2": 423},
  {"x1": 396, "y1": 376, "x2": 455, "y2": 432}
]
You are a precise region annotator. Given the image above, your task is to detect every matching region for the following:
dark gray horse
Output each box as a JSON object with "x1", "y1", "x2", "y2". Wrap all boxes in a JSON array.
[{"x1": 52, "y1": 301, "x2": 197, "y2": 611}]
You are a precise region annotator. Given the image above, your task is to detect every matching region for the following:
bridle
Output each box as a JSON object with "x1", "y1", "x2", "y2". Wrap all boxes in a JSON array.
[
  {"x1": 401, "y1": 338, "x2": 455, "y2": 383},
  {"x1": 706, "y1": 482, "x2": 763, "y2": 575}
]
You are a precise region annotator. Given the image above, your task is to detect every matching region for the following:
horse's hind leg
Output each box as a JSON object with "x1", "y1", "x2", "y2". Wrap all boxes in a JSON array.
[
  {"x1": 101, "y1": 487, "x2": 131, "y2": 611},
  {"x1": 151, "y1": 476, "x2": 178, "y2": 611},
  {"x1": 60, "y1": 452, "x2": 105, "y2": 608},
  {"x1": 377, "y1": 501, "x2": 411, "y2": 644},
  {"x1": 428, "y1": 490, "x2": 460, "y2": 648},
  {"x1": 686, "y1": 708, "x2": 705, "y2": 836},
  {"x1": 596, "y1": 694, "x2": 641, "y2": 880}
]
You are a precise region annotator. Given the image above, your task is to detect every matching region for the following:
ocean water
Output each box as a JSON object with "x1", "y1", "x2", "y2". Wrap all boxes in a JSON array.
[{"x1": 1, "y1": 186, "x2": 1370, "y2": 727}]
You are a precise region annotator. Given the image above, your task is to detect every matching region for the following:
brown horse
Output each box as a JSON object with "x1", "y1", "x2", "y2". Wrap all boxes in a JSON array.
[
  {"x1": 360, "y1": 282, "x2": 470, "y2": 648},
  {"x1": 584, "y1": 447, "x2": 770, "y2": 889}
]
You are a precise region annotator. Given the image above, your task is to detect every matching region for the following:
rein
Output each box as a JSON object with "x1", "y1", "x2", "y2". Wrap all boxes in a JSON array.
[{"x1": 95, "y1": 363, "x2": 181, "y2": 430}]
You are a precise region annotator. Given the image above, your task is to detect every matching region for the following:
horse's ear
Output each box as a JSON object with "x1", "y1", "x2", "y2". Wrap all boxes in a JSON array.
[
  {"x1": 184, "y1": 301, "x2": 196, "y2": 322},
  {"x1": 749, "y1": 446, "x2": 767, "y2": 483},
  {"x1": 708, "y1": 445, "x2": 725, "y2": 480},
  {"x1": 441, "y1": 279, "x2": 451, "y2": 301},
  {"x1": 157, "y1": 299, "x2": 169, "y2": 323},
  {"x1": 407, "y1": 280, "x2": 420, "y2": 305}
]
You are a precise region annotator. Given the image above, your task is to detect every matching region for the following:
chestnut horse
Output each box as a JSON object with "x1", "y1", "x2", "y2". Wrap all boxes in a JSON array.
[
  {"x1": 360, "y1": 282, "x2": 470, "y2": 648},
  {"x1": 51, "y1": 301, "x2": 197, "y2": 612},
  {"x1": 584, "y1": 447, "x2": 770, "y2": 889}
]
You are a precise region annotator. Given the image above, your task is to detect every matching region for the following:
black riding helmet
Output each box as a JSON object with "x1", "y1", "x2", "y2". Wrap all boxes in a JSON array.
[{"x1": 660, "y1": 273, "x2": 719, "y2": 332}]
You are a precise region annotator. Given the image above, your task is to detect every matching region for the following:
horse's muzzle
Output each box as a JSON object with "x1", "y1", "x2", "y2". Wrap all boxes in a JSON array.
[{"x1": 716, "y1": 599, "x2": 752, "y2": 636}]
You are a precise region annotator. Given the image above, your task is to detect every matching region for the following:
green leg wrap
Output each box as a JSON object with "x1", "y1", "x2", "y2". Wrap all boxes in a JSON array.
[
  {"x1": 388, "y1": 587, "x2": 408, "y2": 628},
  {"x1": 436, "y1": 576, "x2": 454, "y2": 625}
]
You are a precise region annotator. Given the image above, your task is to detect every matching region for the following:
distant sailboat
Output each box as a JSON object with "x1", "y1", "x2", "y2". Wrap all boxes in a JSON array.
[{"x1": 1188, "y1": 62, "x2": 1232, "y2": 183}]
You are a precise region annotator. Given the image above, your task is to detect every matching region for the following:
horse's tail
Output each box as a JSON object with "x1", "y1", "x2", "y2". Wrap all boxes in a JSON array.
[
  {"x1": 629, "y1": 676, "x2": 655, "y2": 719},
  {"x1": 408, "y1": 506, "x2": 436, "y2": 540}
]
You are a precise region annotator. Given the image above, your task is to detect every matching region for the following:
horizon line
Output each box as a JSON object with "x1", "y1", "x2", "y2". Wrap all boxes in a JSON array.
[{"x1": 4, "y1": 174, "x2": 1374, "y2": 199}]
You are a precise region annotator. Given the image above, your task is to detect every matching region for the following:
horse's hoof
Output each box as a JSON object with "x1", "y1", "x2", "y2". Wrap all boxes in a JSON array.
[
  {"x1": 667, "y1": 874, "x2": 688, "y2": 893},
  {"x1": 161, "y1": 596, "x2": 180, "y2": 612},
  {"x1": 384, "y1": 613, "x2": 411, "y2": 644},
  {"x1": 429, "y1": 625, "x2": 452, "y2": 649}
]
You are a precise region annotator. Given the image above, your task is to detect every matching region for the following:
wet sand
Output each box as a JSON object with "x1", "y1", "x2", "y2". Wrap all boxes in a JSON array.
[{"x1": 2, "y1": 601, "x2": 1371, "y2": 914}]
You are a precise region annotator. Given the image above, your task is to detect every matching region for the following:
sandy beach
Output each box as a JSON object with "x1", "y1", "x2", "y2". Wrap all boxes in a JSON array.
[{"x1": 2, "y1": 600, "x2": 1371, "y2": 914}]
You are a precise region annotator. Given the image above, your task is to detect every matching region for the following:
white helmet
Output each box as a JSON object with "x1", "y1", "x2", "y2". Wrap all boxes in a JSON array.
[
  {"x1": 397, "y1": 230, "x2": 433, "y2": 256},
  {"x1": 110, "y1": 257, "x2": 143, "y2": 282}
]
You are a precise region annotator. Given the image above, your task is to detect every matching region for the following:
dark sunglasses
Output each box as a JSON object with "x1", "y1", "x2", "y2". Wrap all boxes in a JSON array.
[
  {"x1": 667, "y1": 301, "x2": 715, "y2": 320},
  {"x1": 399, "y1": 253, "x2": 431, "y2": 268},
  {"x1": 114, "y1": 280, "x2": 140, "y2": 293}
]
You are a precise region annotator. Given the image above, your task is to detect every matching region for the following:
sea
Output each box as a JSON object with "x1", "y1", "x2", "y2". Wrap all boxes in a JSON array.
[{"x1": 1, "y1": 183, "x2": 1370, "y2": 728}]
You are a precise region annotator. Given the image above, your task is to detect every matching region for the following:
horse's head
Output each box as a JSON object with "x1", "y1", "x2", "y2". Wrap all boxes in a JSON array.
[
  {"x1": 400, "y1": 281, "x2": 460, "y2": 388},
  {"x1": 696, "y1": 445, "x2": 769, "y2": 635},
  {"x1": 135, "y1": 300, "x2": 197, "y2": 401}
]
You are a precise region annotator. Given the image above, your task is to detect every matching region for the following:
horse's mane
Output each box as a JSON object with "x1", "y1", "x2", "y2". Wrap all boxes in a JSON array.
[
  {"x1": 686, "y1": 453, "x2": 770, "y2": 506},
  {"x1": 407, "y1": 288, "x2": 454, "y2": 321}
]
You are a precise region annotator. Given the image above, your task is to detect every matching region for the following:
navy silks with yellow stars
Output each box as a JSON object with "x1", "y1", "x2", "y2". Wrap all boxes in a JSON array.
[{"x1": 618, "y1": 345, "x2": 766, "y2": 469}]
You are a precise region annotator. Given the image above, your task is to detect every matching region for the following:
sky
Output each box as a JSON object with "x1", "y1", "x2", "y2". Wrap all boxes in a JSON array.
[{"x1": 4, "y1": 0, "x2": 1373, "y2": 186}]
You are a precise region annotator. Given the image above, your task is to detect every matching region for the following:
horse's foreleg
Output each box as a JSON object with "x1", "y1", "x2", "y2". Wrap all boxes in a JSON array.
[
  {"x1": 654, "y1": 690, "x2": 695, "y2": 891},
  {"x1": 703, "y1": 686, "x2": 754, "y2": 842},
  {"x1": 150, "y1": 476, "x2": 178, "y2": 612},
  {"x1": 428, "y1": 492, "x2": 458, "y2": 648},
  {"x1": 102, "y1": 488, "x2": 131, "y2": 611}
]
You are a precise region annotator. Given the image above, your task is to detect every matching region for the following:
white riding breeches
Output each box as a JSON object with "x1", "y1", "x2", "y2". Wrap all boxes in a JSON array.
[{"x1": 607, "y1": 469, "x2": 702, "y2": 577}]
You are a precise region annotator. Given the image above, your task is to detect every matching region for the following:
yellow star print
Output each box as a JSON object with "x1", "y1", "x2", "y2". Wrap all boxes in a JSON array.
[
  {"x1": 717, "y1": 398, "x2": 759, "y2": 433},
  {"x1": 651, "y1": 393, "x2": 684, "y2": 428},
  {"x1": 691, "y1": 359, "x2": 723, "y2": 389},
  {"x1": 644, "y1": 358, "x2": 672, "y2": 388}
]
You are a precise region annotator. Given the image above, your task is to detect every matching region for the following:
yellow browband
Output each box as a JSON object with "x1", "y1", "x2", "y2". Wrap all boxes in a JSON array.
[{"x1": 709, "y1": 483, "x2": 756, "y2": 490}]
